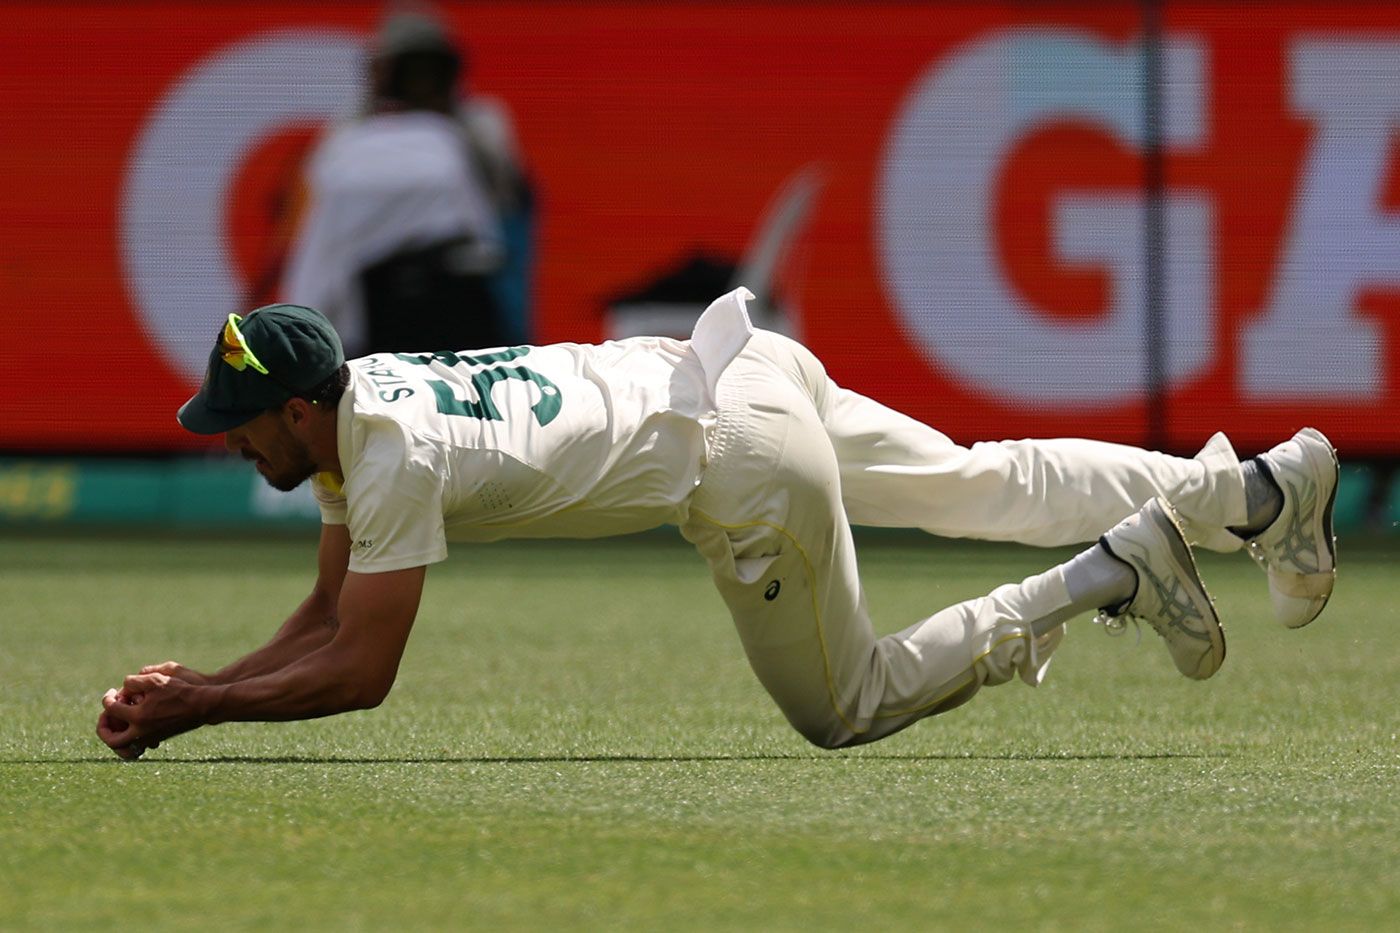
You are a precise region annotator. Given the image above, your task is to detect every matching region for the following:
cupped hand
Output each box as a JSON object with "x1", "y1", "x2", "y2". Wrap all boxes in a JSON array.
[
  {"x1": 96, "y1": 687, "x2": 160, "y2": 760},
  {"x1": 138, "y1": 661, "x2": 211, "y2": 686}
]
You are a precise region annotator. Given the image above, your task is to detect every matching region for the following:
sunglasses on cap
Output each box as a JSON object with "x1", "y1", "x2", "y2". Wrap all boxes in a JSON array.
[{"x1": 219, "y1": 313, "x2": 314, "y2": 400}]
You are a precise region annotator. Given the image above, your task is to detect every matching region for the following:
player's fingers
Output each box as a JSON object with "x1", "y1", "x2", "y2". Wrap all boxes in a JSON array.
[
  {"x1": 104, "y1": 690, "x2": 142, "y2": 714},
  {"x1": 140, "y1": 662, "x2": 179, "y2": 676},
  {"x1": 96, "y1": 711, "x2": 133, "y2": 746},
  {"x1": 97, "y1": 708, "x2": 154, "y2": 761},
  {"x1": 102, "y1": 700, "x2": 148, "y2": 736},
  {"x1": 113, "y1": 742, "x2": 145, "y2": 761},
  {"x1": 123, "y1": 672, "x2": 168, "y2": 694}
]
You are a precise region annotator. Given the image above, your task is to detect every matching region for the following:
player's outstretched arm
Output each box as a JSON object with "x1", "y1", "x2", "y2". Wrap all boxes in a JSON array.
[
  {"x1": 201, "y1": 564, "x2": 426, "y2": 721},
  {"x1": 144, "y1": 524, "x2": 354, "y2": 687},
  {"x1": 96, "y1": 563, "x2": 426, "y2": 758}
]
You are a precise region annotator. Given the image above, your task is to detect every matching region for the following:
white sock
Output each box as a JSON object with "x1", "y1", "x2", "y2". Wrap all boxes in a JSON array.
[
  {"x1": 1061, "y1": 543, "x2": 1138, "y2": 612},
  {"x1": 1027, "y1": 544, "x2": 1137, "y2": 637}
]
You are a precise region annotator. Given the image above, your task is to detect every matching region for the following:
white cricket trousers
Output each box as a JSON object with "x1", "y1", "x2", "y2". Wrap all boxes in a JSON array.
[{"x1": 678, "y1": 331, "x2": 1248, "y2": 748}]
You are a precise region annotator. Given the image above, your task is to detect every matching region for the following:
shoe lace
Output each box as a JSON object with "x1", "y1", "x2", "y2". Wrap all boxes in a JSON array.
[
  {"x1": 1245, "y1": 537, "x2": 1270, "y2": 573},
  {"x1": 1092, "y1": 609, "x2": 1143, "y2": 645},
  {"x1": 1091, "y1": 554, "x2": 1199, "y2": 646}
]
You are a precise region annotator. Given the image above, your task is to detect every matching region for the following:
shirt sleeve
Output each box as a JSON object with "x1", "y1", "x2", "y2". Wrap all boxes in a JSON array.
[
  {"x1": 311, "y1": 472, "x2": 348, "y2": 526},
  {"x1": 343, "y1": 427, "x2": 450, "y2": 574}
]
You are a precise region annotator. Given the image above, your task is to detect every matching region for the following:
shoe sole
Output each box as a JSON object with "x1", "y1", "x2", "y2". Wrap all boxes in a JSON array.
[
  {"x1": 1302, "y1": 427, "x2": 1339, "y2": 569},
  {"x1": 1156, "y1": 502, "x2": 1226, "y2": 678},
  {"x1": 1279, "y1": 427, "x2": 1339, "y2": 629},
  {"x1": 1102, "y1": 499, "x2": 1226, "y2": 680}
]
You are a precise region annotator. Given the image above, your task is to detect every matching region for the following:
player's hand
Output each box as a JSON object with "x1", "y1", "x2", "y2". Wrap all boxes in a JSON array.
[
  {"x1": 97, "y1": 673, "x2": 209, "y2": 759},
  {"x1": 96, "y1": 663, "x2": 207, "y2": 759},
  {"x1": 95, "y1": 688, "x2": 159, "y2": 760},
  {"x1": 138, "y1": 661, "x2": 211, "y2": 686}
]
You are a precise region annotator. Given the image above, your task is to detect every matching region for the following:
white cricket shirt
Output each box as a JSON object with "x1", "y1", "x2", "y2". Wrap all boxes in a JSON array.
[
  {"x1": 313, "y1": 335, "x2": 718, "y2": 573},
  {"x1": 314, "y1": 288, "x2": 756, "y2": 573}
]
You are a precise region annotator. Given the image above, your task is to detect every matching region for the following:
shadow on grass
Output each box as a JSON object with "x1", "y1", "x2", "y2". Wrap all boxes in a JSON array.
[{"x1": 8, "y1": 751, "x2": 1225, "y2": 765}]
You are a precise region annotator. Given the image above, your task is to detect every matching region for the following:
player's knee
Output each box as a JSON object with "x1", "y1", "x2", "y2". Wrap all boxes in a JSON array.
[{"x1": 792, "y1": 717, "x2": 856, "y2": 750}]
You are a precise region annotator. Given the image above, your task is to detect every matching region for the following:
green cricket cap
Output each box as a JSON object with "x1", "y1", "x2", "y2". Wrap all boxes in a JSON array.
[{"x1": 177, "y1": 304, "x2": 346, "y2": 435}]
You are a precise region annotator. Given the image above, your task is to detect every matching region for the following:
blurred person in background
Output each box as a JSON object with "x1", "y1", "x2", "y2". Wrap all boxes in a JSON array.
[{"x1": 282, "y1": 3, "x2": 535, "y2": 357}]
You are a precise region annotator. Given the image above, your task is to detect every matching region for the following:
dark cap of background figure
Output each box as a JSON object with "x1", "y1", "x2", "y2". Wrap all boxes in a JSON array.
[{"x1": 375, "y1": 7, "x2": 458, "y2": 60}]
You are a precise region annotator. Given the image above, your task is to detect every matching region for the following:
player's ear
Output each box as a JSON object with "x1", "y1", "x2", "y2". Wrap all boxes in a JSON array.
[{"x1": 283, "y1": 397, "x2": 314, "y2": 427}]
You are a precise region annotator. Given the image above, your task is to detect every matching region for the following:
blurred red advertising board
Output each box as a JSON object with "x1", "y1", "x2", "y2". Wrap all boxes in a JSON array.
[{"x1": 1, "y1": 3, "x2": 1397, "y2": 455}]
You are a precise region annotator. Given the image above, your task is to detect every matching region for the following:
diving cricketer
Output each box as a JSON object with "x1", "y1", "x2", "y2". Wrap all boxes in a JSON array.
[{"x1": 97, "y1": 290, "x2": 1338, "y2": 757}]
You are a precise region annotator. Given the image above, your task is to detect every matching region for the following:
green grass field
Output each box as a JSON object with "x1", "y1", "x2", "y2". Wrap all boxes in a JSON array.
[{"x1": 2, "y1": 530, "x2": 1397, "y2": 930}]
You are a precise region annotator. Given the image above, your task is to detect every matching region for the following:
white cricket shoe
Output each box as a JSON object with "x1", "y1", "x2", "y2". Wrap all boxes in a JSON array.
[
  {"x1": 1248, "y1": 427, "x2": 1339, "y2": 629},
  {"x1": 1096, "y1": 497, "x2": 1226, "y2": 680}
]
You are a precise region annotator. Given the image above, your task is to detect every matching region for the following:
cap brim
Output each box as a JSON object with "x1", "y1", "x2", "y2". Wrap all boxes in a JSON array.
[{"x1": 176, "y1": 391, "x2": 263, "y2": 435}]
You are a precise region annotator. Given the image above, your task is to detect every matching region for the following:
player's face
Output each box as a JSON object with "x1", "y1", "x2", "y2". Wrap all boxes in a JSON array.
[{"x1": 223, "y1": 409, "x2": 317, "y2": 492}]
